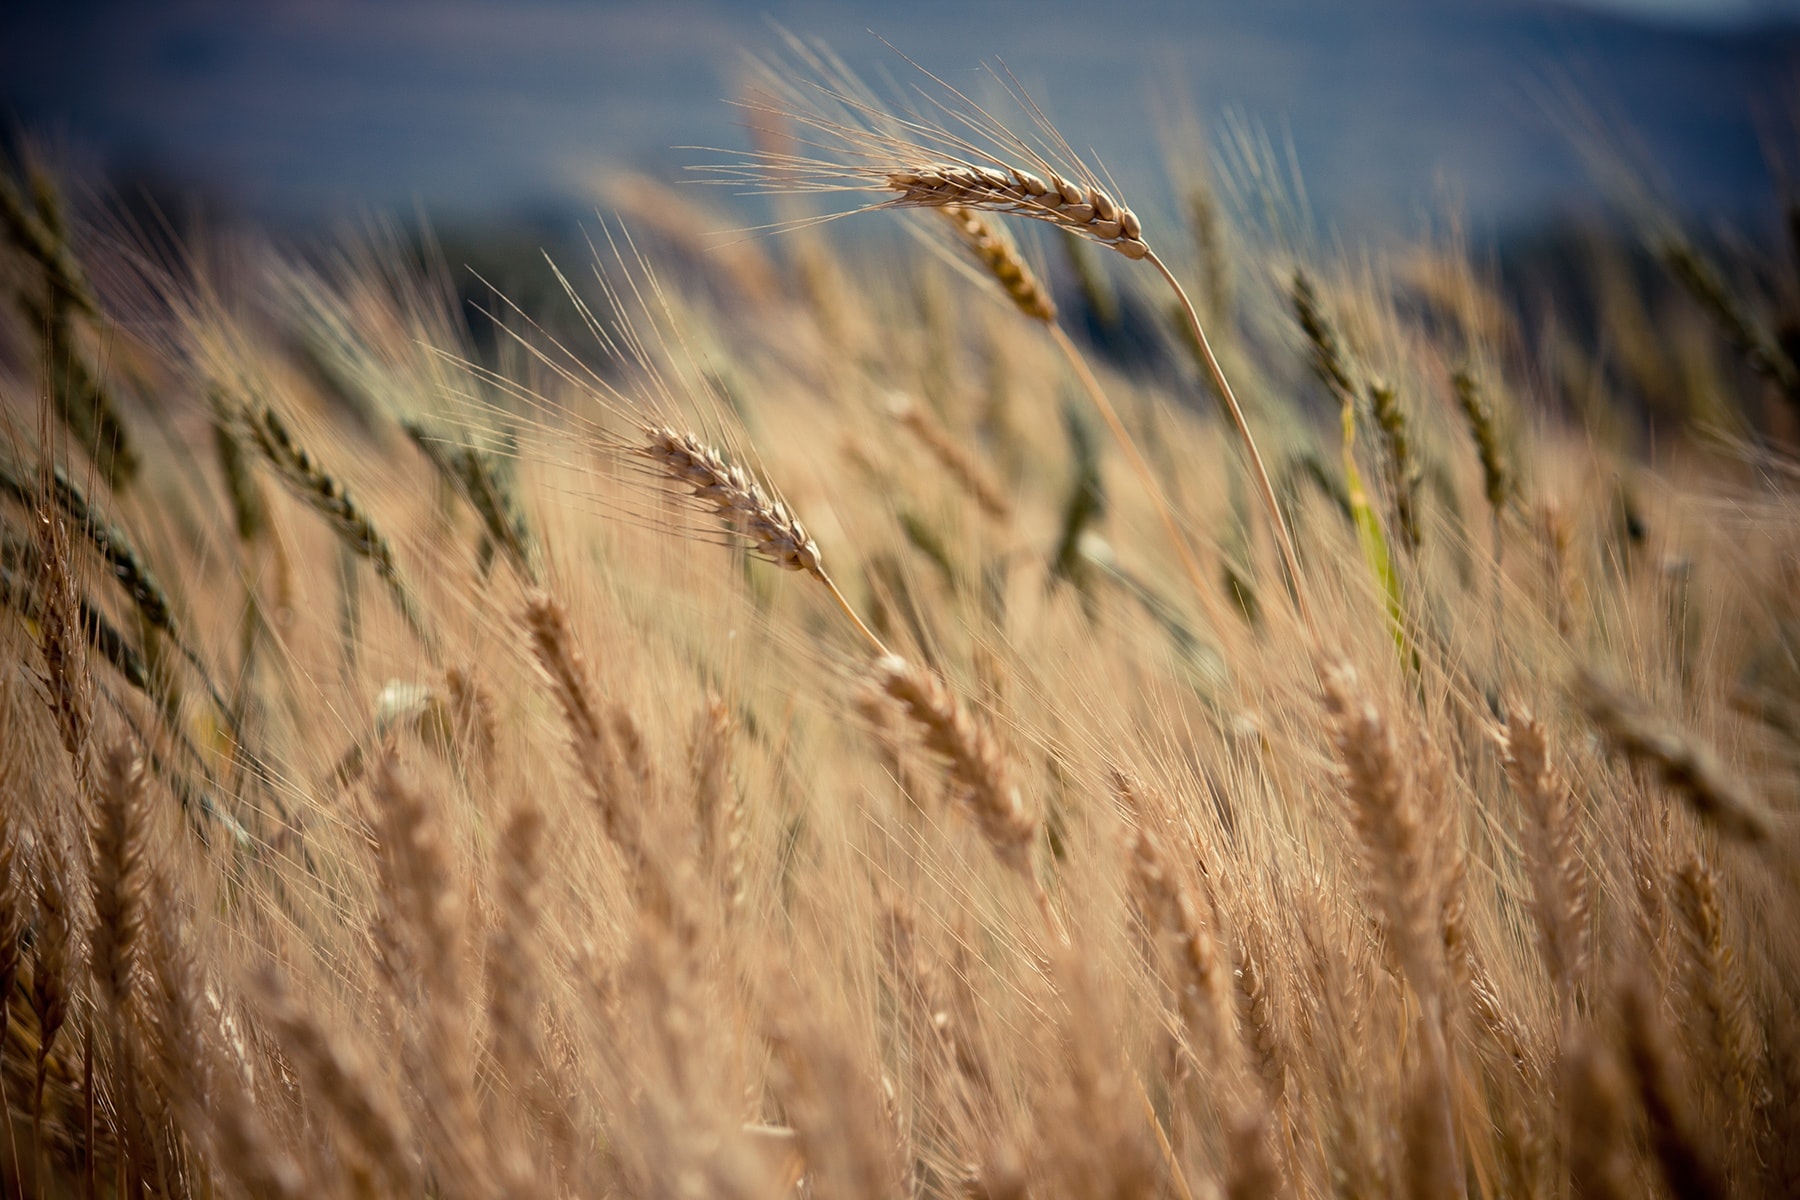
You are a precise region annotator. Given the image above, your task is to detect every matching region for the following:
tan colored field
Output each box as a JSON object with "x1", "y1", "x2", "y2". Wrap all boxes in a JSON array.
[{"x1": 0, "y1": 57, "x2": 1796, "y2": 1198}]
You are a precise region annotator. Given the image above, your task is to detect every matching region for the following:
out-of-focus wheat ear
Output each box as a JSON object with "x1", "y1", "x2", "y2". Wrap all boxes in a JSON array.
[
  {"x1": 487, "y1": 799, "x2": 546, "y2": 1085},
  {"x1": 38, "y1": 462, "x2": 235, "y2": 722},
  {"x1": 1368, "y1": 383, "x2": 1421, "y2": 551},
  {"x1": 1574, "y1": 668, "x2": 1774, "y2": 842},
  {"x1": 0, "y1": 167, "x2": 96, "y2": 317},
  {"x1": 689, "y1": 692, "x2": 746, "y2": 920},
  {"x1": 29, "y1": 839, "x2": 73, "y2": 1167},
  {"x1": 1111, "y1": 769, "x2": 1231, "y2": 1062},
  {"x1": 1, "y1": 170, "x2": 139, "y2": 488},
  {"x1": 523, "y1": 594, "x2": 684, "y2": 936},
  {"x1": 1535, "y1": 499, "x2": 1578, "y2": 637},
  {"x1": 445, "y1": 666, "x2": 499, "y2": 778},
  {"x1": 31, "y1": 484, "x2": 93, "y2": 784},
  {"x1": 871, "y1": 655, "x2": 1059, "y2": 937},
  {"x1": 404, "y1": 421, "x2": 541, "y2": 585},
  {"x1": 211, "y1": 401, "x2": 268, "y2": 545},
  {"x1": 1498, "y1": 711, "x2": 1590, "y2": 1016},
  {"x1": 641, "y1": 426, "x2": 889, "y2": 656},
  {"x1": 1564, "y1": 1033, "x2": 1638, "y2": 1200},
  {"x1": 483, "y1": 800, "x2": 563, "y2": 1197},
  {"x1": 1223, "y1": 1111, "x2": 1280, "y2": 1200},
  {"x1": 1654, "y1": 233, "x2": 1800, "y2": 404},
  {"x1": 0, "y1": 682, "x2": 26, "y2": 1007},
  {"x1": 1320, "y1": 657, "x2": 1468, "y2": 1197},
  {"x1": 259, "y1": 971, "x2": 416, "y2": 1195},
  {"x1": 88, "y1": 741, "x2": 148, "y2": 1022},
  {"x1": 887, "y1": 392, "x2": 1013, "y2": 522},
  {"x1": 1291, "y1": 269, "x2": 1359, "y2": 404},
  {"x1": 368, "y1": 751, "x2": 497, "y2": 1196},
  {"x1": 143, "y1": 907, "x2": 310, "y2": 1200},
  {"x1": 1318, "y1": 658, "x2": 1436, "y2": 992},
  {"x1": 0, "y1": 461, "x2": 166, "y2": 643},
  {"x1": 1452, "y1": 368, "x2": 1509, "y2": 523},
  {"x1": 1620, "y1": 979, "x2": 1730, "y2": 1200},
  {"x1": 1187, "y1": 184, "x2": 1233, "y2": 326},
  {"x1": 1402, "y1": 1050, "x2": 1459, "y2": 1200},
  {"x1": 763, "y1": 1012, "x2": 907, "y2": 1200},
  {"x1": 1672, "y1": 856, "x2": 1764, "y2": 1159},
  {"x1": 247, "y1": 405, "x2": 436, "y2": 657},
  {"x1": 937, "y1": 205, "x2": 1057, "y2": 324}
]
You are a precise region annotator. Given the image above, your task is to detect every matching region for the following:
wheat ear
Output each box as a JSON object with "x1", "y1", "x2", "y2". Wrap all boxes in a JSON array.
[
  {"x1": 259, "y1": 972, "x2": 416, "y2": 1195},
  {"x1": 1575, "y1": 668, "x2": 1773, "y2": 842},
  {"x1": 1498, "y1": 711, "x2": 1590, "y2": 1016},
  {"x1": 1318, "y1": 656, "x2": 1467, "y2": 1199},
  {"x1": 872, "y1": 655, "x2": 1060, "y2": 939},
  {"x1": 1453, "y1": 368, "x2": 1508, "y2": 520},
  {"x1": 1672, "y1": 856, "x2": 1762, "y2": 1159},
  {"x1": 889, "y1": 164, "x2": 1147, "y2": 257},
  {"x1": 1111, "y1": 769, "x2": 1230, "y2": 1062},
  {"x1": 643, "y1": 425, "x2": 888, "y2": 655},
  {"x1": 248, "y1": 405, "x2": 436, "y2": 655},
  {"x1": 937, "y1": 204, "x2": 1057, "y2": 323},
  {"x1": 887, "y1": 393, "x2": 1012, "y2": 521}
]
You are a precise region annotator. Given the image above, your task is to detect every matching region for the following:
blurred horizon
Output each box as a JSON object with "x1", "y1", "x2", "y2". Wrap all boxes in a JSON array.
[{"x1": 3, "y1": 0, "x2": 1797, "y2": 245}]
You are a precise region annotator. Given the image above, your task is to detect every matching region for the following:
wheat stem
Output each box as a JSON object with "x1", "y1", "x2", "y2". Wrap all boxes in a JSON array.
[{"x1": 1148, "y1": 249, "x2": 1314, "y2": 637}]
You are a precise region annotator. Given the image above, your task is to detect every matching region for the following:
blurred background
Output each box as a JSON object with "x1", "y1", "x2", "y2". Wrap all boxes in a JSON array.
[{"x1": 2, "y1": 0, "x2": 1796, "y2": 245}]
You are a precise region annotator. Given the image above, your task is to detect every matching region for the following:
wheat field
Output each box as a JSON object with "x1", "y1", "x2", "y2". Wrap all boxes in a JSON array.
[{"x1": 0, "y1": 47, "x2": 1796, "y2": 1199}]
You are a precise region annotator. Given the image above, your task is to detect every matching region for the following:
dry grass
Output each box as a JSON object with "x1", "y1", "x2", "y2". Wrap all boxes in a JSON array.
[{"x1": 0, "y1": 48, "x2": 1798, "y2": 1200}]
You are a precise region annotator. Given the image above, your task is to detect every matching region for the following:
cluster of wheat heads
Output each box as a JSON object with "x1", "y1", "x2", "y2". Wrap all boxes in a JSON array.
[{"x1": 0, "y1": 42, "x2": 1798, "y2": 1200}]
